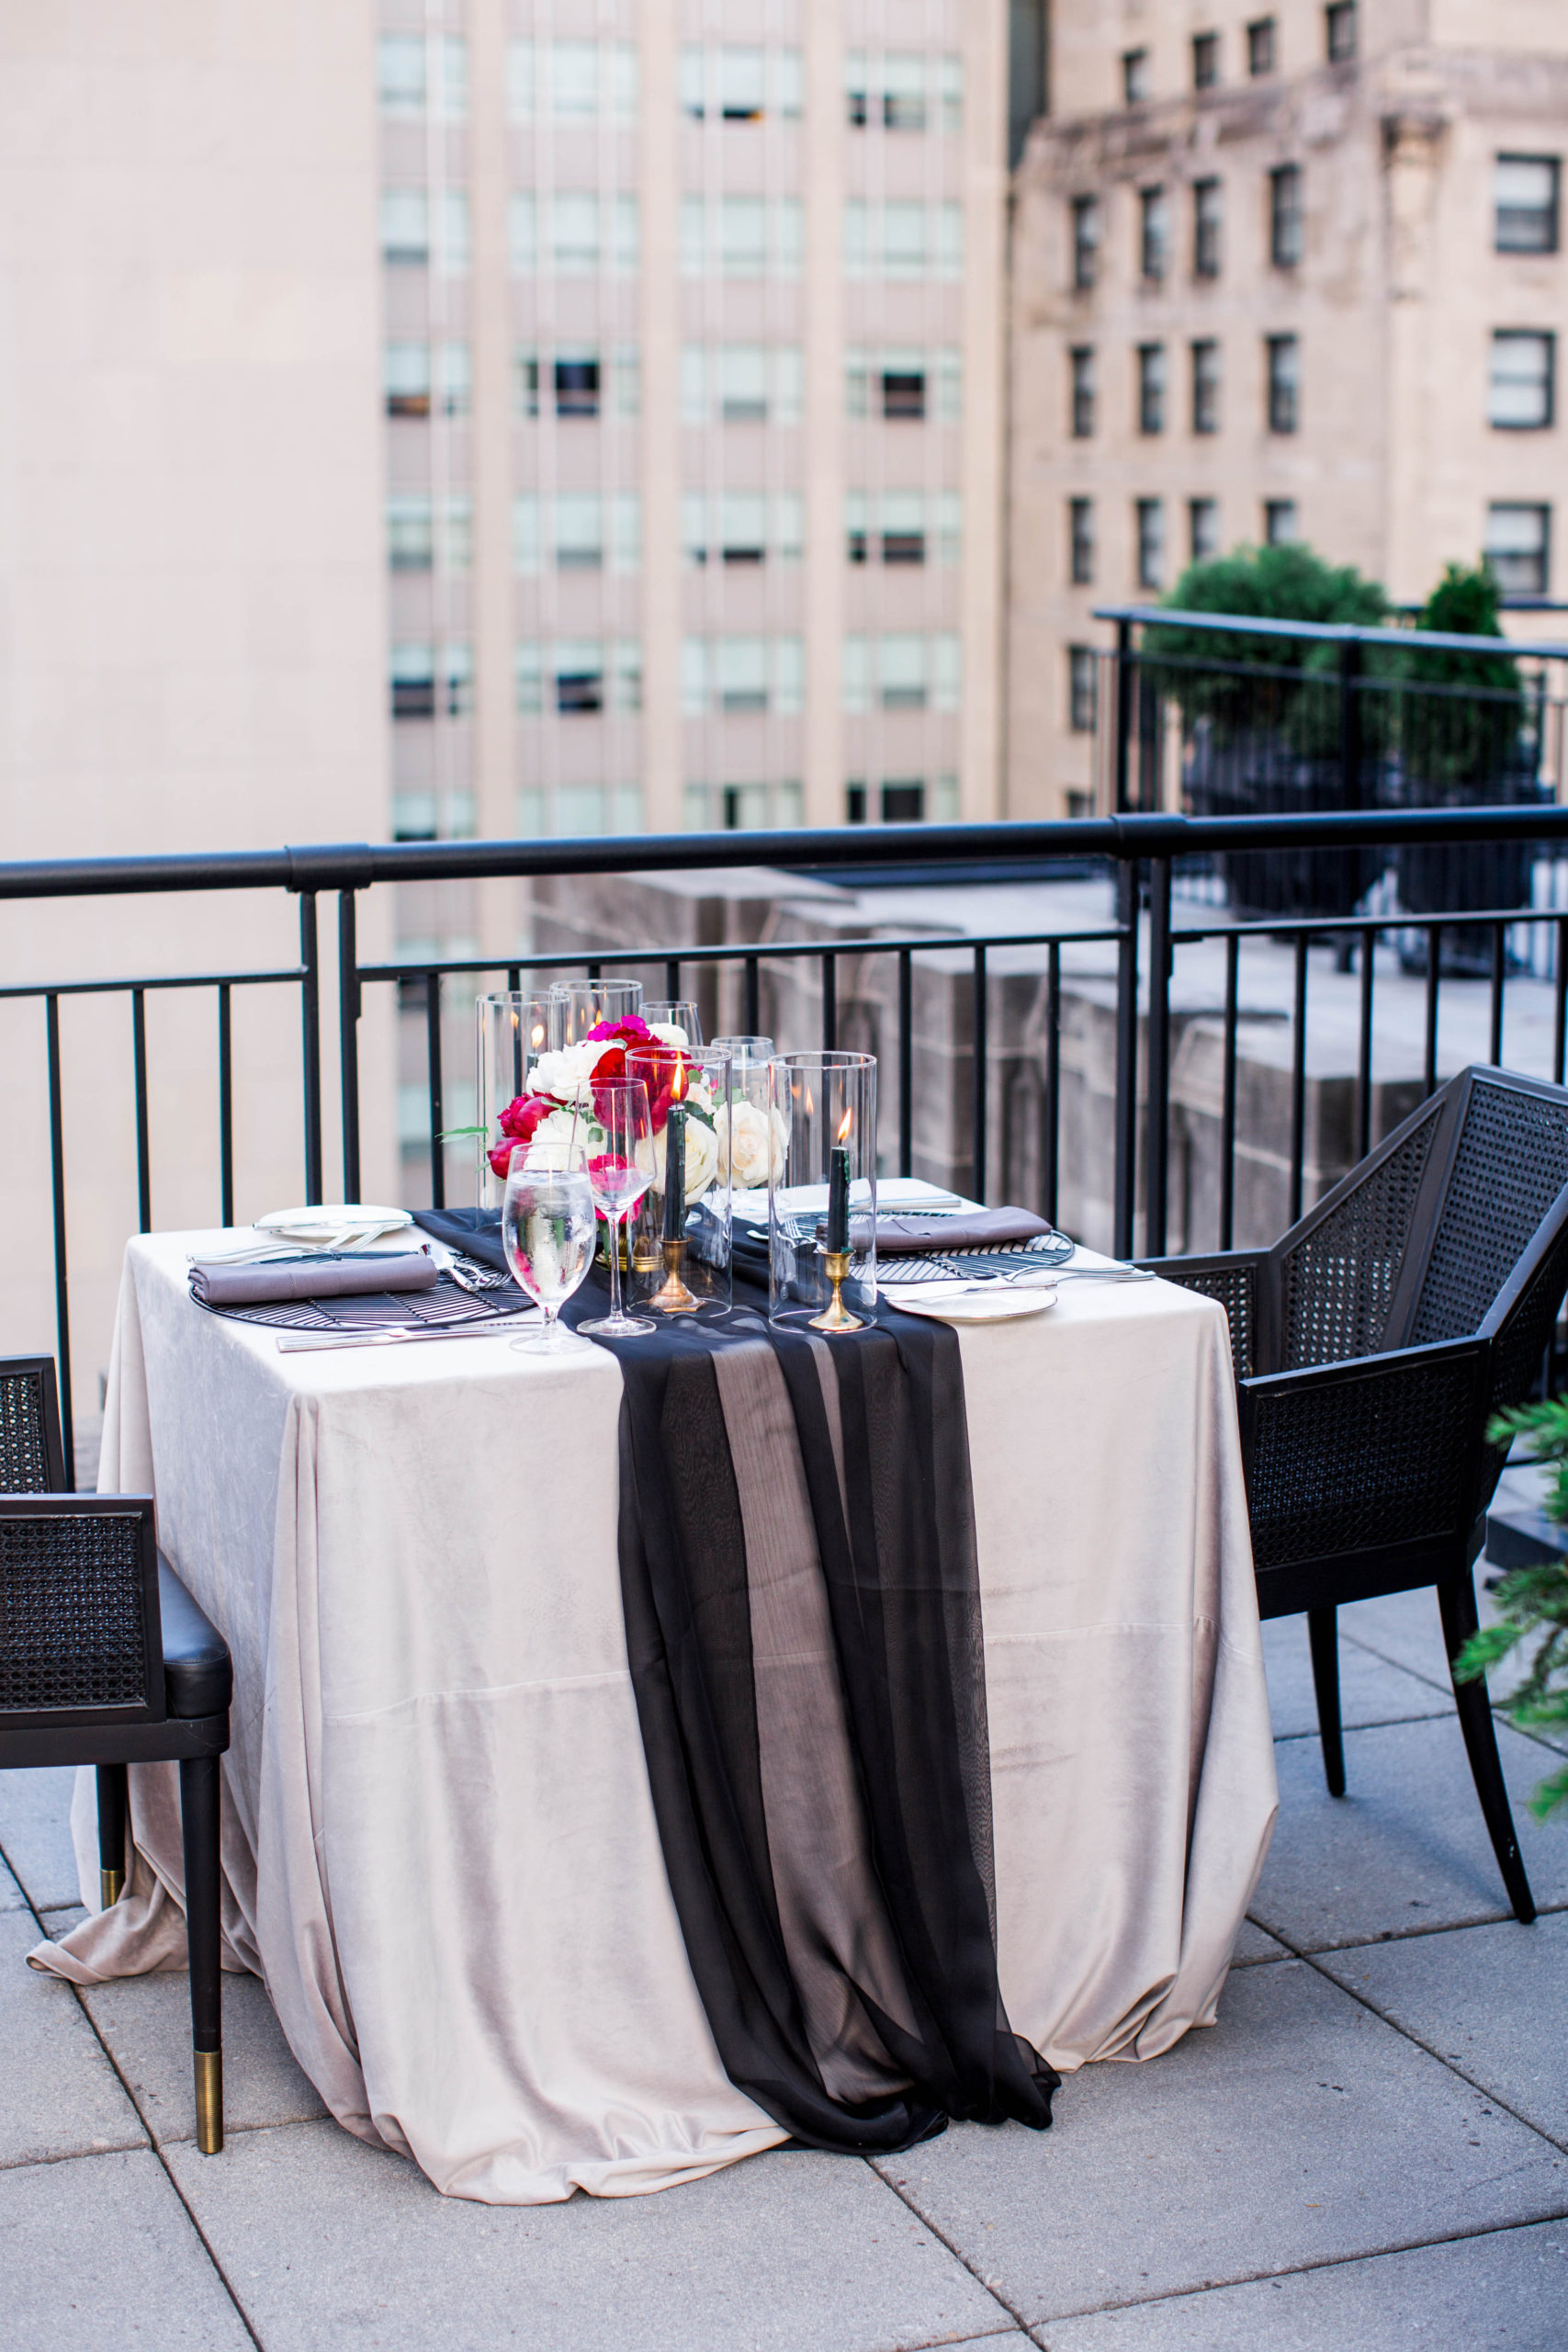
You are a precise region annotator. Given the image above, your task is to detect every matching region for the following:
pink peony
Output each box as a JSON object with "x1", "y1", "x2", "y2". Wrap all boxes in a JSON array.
[{"x1": 585, "y1": 1014, "x2": 654, "y2": 1047}]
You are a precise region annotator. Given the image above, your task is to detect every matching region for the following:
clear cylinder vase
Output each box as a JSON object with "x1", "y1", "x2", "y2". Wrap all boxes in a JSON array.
[
  {"x1": 475, "y1": 993, "x2": 553, "y2": 1213},
  {"x1": 767, "y1": 1052, "x2": 877, "y2": 1332},
  {"x1": 625, "y1": 1044, "x2": 733, "y2": 1313}
]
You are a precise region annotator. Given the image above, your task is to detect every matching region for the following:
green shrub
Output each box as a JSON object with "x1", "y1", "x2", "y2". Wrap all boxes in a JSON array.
[{"x1": 1454, "y1": 1395, "x2": 1568, "y2": 1820}]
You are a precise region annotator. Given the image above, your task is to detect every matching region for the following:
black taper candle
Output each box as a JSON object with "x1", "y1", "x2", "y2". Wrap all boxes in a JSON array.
[
  {"x1": 663, "y1": 1103, "x2": 686, "y2": 1240},
  {"x1": 827, "y1": 1141, "x2": 851, "y2": 1256}
]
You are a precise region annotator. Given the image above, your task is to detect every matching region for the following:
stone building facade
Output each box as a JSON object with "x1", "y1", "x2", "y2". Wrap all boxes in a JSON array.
[{"x1": 1006, "y1": 0, "x2": 1568, "y2": 819}]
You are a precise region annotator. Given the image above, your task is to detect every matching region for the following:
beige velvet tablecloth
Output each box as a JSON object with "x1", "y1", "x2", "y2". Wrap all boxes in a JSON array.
[{"x1": 32, "y1": 1232, "x2": 1277, "y2": 2203}]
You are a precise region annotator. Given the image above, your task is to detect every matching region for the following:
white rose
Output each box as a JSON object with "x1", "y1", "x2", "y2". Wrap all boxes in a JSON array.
[
  {"x1": 649, "y1": 1020, "x2": 689, "y2": 1049},
  {"x1": 516, "y1": 1106, "x2": 585, "y2": 1171},
  {"x1": 717, "y1": 1098, "x2": 786, "y2": 1190},
  {"x1": 525, "y1": 1041, "x2": 602, "y2": 1105}
]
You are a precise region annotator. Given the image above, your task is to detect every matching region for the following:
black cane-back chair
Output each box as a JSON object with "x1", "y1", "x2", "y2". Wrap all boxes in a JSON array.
[
  {"x1": 0, "y1": 1355, "x2": 231, "y2": 2150},
  {"x1": 1144, "y1": 1065, "x2": 1568, "y2": 1927}
]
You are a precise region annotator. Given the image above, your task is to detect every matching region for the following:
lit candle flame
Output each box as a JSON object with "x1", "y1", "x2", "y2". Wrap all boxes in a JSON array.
[
  {"x1": 836, "y1": 1107, "x2": 853, "y2": 1144},
  {"x1": 671, "y1": 1057, "x2": 687, "y2": 1102}
]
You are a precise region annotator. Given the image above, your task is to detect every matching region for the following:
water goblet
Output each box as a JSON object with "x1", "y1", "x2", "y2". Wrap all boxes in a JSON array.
[
  {"x1": 501, "y1": 1148, "x2": 596, "y2": 1356},
  {"x1": 579, "y1": 1075, "x2": 656, "y2": 1337},
  {"x1": 643, "y1": 999, "x2": 705, "y2": 1048},
  {"x1": 550, "y1": 978, "x2": 645, "y2": 1050}
]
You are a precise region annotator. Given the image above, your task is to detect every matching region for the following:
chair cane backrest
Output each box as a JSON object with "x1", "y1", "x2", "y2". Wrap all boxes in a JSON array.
[
  {"x1": 0, "y1": 1497, "x2": 164, "y2": 1729},
  {"x1": 1273, "y1": 1102, "x2": 1444, "y2": 1371},
  {"x1": 0, "y1": 1358, "x2": 67, "y2": 1494},
  {"x1": 1408, "y1": 1074, "x2": 1568, "y2": 1347}
]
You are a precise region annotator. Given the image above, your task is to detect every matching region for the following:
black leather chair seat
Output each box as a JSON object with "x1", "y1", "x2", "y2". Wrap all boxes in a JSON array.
[{"x1": 158, "y1": 1555, "x2": 232, "y2": 1719}]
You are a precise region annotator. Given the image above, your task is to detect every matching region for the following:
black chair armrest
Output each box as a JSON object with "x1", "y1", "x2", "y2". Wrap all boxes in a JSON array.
[
  {"x1": 1138, "y1": 1251, "x2": 1265, "y2": 1381},
  {"x1": 1239, "y1": 1338, "x2": 1486, "y2": 1577},
  {"x1": 157, "y1": 1554, "x2": 232, "y2": 1721}
]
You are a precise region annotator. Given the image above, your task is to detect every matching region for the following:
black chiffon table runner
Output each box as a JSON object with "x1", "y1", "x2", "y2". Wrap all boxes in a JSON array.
[{"x1": 415, "y1": 1208, "x2": 1058, "y2": 2154}]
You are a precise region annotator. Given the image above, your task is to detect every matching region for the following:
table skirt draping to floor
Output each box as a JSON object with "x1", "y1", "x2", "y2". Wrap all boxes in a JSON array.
[{"x1": 31, "y1": 1233, "x2": 1277, "y2": 2203}]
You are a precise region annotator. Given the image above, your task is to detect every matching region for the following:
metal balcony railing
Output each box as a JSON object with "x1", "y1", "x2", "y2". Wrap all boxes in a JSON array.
[{"x1": 6, "y1": 808, "x2": 1568, "y2": 1482}]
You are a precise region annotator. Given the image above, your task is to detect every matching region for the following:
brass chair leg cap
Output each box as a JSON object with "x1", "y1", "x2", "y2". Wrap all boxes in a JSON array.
[
  {"x1": 195, "y1": 2049, "x2": 224, "y2": 2155},
  {"x1": 100, "y1": 1869, "x2": 126, "y2": 1908}
]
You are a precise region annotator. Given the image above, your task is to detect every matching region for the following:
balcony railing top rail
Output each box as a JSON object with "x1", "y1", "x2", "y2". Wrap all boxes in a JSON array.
[
  {"x1": 9, "y1": 806, "x2": 1568, "y2": 907},
  {"x1": 1094, "y1": 602, "x2": 1568, "y2": 664}
]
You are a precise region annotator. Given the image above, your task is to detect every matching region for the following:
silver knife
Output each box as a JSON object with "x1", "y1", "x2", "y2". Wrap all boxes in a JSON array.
[{"x1": 276, "y1": 1315, "x2": 537, "y2": 1352}]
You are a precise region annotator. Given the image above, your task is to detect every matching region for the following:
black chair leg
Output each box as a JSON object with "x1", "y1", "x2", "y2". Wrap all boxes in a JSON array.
[
  {"x1": 1437, "y1": 1575, "x2": 1537, "y2": 1926},
  {"x1": 178, "y1": 1756, "x2": 224, "y2": 2154},
  {"x1": 1306, "y1": 1607, "x2": 1347, "y2": 1797},
  {"x1": 96, "y1": 1764, "x2": 129, "y2": 1906}
]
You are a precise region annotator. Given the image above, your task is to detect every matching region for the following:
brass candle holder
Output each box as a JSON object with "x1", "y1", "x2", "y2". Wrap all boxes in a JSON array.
[
  {"x1": 808, "y1": 1248, "x2": 863, "y2": 1334},
  {"x1": 649, "y1": 1235, "x2": 701, "y2": 1315}
]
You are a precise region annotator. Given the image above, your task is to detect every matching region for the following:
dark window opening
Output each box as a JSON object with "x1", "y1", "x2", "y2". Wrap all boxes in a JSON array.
[{"x1": 555, "y1": 358, "x2": 600, "y2": 417}]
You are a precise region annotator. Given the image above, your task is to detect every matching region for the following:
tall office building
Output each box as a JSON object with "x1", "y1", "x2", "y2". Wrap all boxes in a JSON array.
[
  {"x1": 376, "y1": 0, "x2": 1019, "y2": 855},
  {"x1": 1008, "y1": 1, "x2": 1568, "y2": 817}
]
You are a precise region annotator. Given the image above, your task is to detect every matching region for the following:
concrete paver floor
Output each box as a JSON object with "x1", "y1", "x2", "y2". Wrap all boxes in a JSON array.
[{"x1": 3, "y1": 1584, "x2": 1564, "y2": 2352}]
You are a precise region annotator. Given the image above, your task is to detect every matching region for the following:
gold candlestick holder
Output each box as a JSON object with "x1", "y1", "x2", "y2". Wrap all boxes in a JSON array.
[
  {"x1": 808, "y1": 1248, "x2": 863, "y2": 1333},
  {"x1": 649, "y1": 1235, "x2": 701, "y2": 1314}
]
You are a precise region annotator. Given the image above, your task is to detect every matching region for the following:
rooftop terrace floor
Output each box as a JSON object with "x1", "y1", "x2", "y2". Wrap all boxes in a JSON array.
[{"x1": 3, "y1": 1509, "x2": 1565, "y2": 2349}]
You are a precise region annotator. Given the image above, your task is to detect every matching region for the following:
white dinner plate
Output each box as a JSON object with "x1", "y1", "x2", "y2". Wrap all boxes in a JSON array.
[
  {"x1": 254, "y1": 1204, "x2": 413, "y2": 1242},
  {"x1": 883, "y1": 1278, "x2": 1058, "y2": 1326}
]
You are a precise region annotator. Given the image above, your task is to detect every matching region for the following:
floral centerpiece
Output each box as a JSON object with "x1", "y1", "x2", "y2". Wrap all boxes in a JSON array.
[{"x1": 486, "y1": 1014, "x2": 718, "y2": 1193}]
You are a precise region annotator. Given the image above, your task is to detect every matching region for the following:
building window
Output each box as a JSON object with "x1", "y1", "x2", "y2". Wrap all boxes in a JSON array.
[
  {"x1": 1071, "y1": 196, "x2": 1100, "y2": 291},
  {"x1": 1140, "y1": 187, "x2": 1169, "y2": 283},
  {"x1": 844, "y1": 51, "x2": 958, "y2": 132},
  {"x1": 1193, "y1": 179, "x2": 1223, "y2": 278},
  {"x1": 1490, "y1": 333, "x2": 1556, "y2": 430},
  {"x1": 385, "y1": 344, "x2": 430, "y2": 418},
  {"x1": 1247, "y1": 17, "x2": 1276, "y2": 76},
  {"x1": 1264, "y1": 499, "x2": 1298, "y2": 545},
  {"x1": 1122, "y1": 49, "x2": 1150, "y2": 107},
  {"x1": 387, "y1": 497, "x2": 433, "y2": 571},
  {"x1": 1192, "y1": 32, "x2": 1220, "y2": 90},
  {"x1": 680, "y1": 45, "x2": 802, "y2": 122},
  {"x1": 380, "y1": 190, "x2": 428, "y2": 266},
  {"x1": 1269, "y1": 165, "x2": 1303, "y2": 268},
  {"x1": 1191, "y1": 337, "x2": 1221, "y2": 433},
  {"x1": 846, "y1": 783, "x2": 868, "y2": 824},
  {"x1": 682, "y1": 638, "x2": 804, "y2": 715},
  {"x1": 1190, "y1": 498, "x2": 1220, "y2": 563},
  {"x1": 554, "y1": 353, "x2": 600, "y2": 417},
  {"x1": 1486, "y1": 504, "x2": 1551, "y2": 596},
  {"x1": 1325, "y1": 3, "x2": 1357, "y2": 63},
  {"x1": 1495, "y1": 157, "x2": 1561, "y2": 256},
  {"x1": 683, "y1": 345, "x2": 803, "y2": 425},
  {"x1": 1135, "y1": 500, "x2": 1165, "y2": 590},
  {"x1": 1068, "y1": 647, "x2": 1098, "y2": 733},
  {"x1": 553, "y1": 493, "x2": 604, "y2": 571},
  {"x1": 1069, "y1": 498, "x2": 1095, "y2": 586},
  {"x1": 1267, "y1": 334, "x2": 1300, "y2": 433},
  {"x1": 881, "y1": 782, "x2": 926, "y2": 823},
  {"x1": 842, "y1": 636, "x2": 959, "y2": 714},
  {"x1": 391, "y1": 643, "x2": 471, "y2": 721},
  {"x1": 684, "y1": 493, "x2": 803, "y2": 568},
  {"x1": 1137, "y1": 344, "x2": 1167, "y2": 435},
  {"x1": 1070, "y1": 346, "x2": 1096, "y2": 438},
  {"x1": 845, "y1": 348, "x2": 960, "y2": 421},
  {"x1": 378, "y1": 34, "x2": 467, "y2": 119},
  {"x1": 879, "y1": 491, "x2": 930, "y2": 564}
]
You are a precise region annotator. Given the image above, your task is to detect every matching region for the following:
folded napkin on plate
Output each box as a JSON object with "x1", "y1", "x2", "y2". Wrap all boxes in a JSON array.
[
  {"x1": 189, "y1": 1251, "x2": 437, "y2": 1308},
  {"x1": 852, "y1": 1205, "x2": 1055, "y2": 1256}
]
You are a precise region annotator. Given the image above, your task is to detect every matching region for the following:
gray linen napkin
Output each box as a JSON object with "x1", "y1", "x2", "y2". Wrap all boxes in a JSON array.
[
  {"x1": 850, "y1": 1206, "x2": 1055, "y2": 1256},
  {"x1": 189, "y1": 1251, "x2": 439, "y2": 1307}
]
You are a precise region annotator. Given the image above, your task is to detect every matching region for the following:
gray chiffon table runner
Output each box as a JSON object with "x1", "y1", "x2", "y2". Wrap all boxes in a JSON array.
[{"x1": 414, "y1": 1208, "x2": 1058, "y2": 2151}]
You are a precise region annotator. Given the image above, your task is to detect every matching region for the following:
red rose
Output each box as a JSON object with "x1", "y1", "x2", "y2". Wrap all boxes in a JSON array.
[
  {"x1": 497, "y1": 1093, "x2": 548, "y2": 1142},
  {"x1": 488, "y1": 1137, "x2": 518, "y2": 1179},
  {"x1": 590, "y1": 1045, "x2": 627, "y2": 1084}
]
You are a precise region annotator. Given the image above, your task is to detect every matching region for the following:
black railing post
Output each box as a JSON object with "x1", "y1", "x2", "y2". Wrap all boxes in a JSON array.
[
  {"x1": 1338, "y1": 635, "x2": 1363, "y2": 809},
  {"x1": 1290, "y1": 933, "x2": 1309, "y2": 1225},
  {"x1": 1113, "y1": 856, "x2": 1141, "y2": 1259},
  {"x1": 46, "y1": 993, "x2": 74, "y2": 1488},
  {"x1": 898, "y1": 948, "x2": 913, "y2": 1179},
  {"x1": 1144, "y1": 859, "x2": 1172, "y2": 1255},
  {"x1": 338, "y1": 890, "x2": 362, "y2": 1202},
  {"x1": 1219, "y1": 931, "x2": 1239, "y2": 1252},
  {"x1": 972, "y1": 943, "x2": 987, "y2": 1204},
  {"x1": 1113, "y1": 617, "x2": 1135, "y2": 815},
  {"x1": 218, "y1": 984, "x2": 234, "y2": 1227},
  {"x1": 1044, "y1": 940, "x2": 1061, "y2": 1229},
  {"x1": 822, "y1": 954, "x2": 837, "y2": 1051},
  {"x1": 426, "y1": 973, "x2": 446, "y2": 1210},
  {"x1": 131, "y1": 987, "x2": 152, "y2": 1234},
  {"x1": 744, "y1": 956, "x2": 761, "y2": 1036},
  {"x1": 299, "y1": 891, "x2": 322, "y2": 1206},
  {"x1": 1357, "y1": 925, "x2": 1376, "y2": 1159}
]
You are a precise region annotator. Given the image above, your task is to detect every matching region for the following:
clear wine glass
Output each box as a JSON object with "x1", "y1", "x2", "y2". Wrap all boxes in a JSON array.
[
  {"x1": 579, "y1": 1075, "x2": 656, "y2": 1337},
  {"x1": 550, "y1": 978, "x2": 645, "y2": 1050},
  {"x1": 642, "y1": 999, "x2": 705, "y2": 1048},
  {"x1": 501, "y1": 1147, "x2": 596, "y2": 1355}
]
